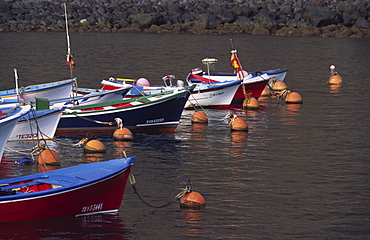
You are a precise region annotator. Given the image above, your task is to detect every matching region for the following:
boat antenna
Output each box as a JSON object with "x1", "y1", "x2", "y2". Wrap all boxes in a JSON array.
[{"x1": 230, "y1": 39, "x2": 235, "y2": 50}]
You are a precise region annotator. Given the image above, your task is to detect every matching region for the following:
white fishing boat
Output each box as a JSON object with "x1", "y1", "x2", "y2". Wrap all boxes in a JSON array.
[
  {"x1": 8, "y1": 107, "x2": 64, "y2": 141},
  {"x1": 101, "y1": 76, "x2": 242, "y2": 109},
  {"x1": 0, "y1": 103, "x2": 31, "y2": 159}
]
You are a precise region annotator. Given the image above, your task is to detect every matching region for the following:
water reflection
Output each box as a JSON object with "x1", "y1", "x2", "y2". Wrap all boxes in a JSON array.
[
  {"x1": 230, "y1": 131, "x2": 248, "y2": 158},
  {"x1": 82, "y1": 152, "x2": 106, "y2": 163},
  {"x1": 329, "y1": 84, "x2": 342, "y2": 95},
  {"x1": 113, "y1": 140, "x2": 133, "y2": 157},
  {"x1": 281, "y1": 103, "x2": 302, "y2": 126},
  {"x1": 0, "y1": 213, "x2": 130, "y2": 239},
  {"x1": 37, "y1": 164, "x2": 59, "y2": 173},
  {"x1": 180, "y1": 208, "x2": 205, "y2": 237},
  {"x1": 191, "y1": 123, "x2": 207, "y2": 142}
]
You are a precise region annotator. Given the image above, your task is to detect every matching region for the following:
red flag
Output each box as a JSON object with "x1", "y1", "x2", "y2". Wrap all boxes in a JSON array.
[{"x1": 230, "y1": 50, "x2": 245, "y2": 79}]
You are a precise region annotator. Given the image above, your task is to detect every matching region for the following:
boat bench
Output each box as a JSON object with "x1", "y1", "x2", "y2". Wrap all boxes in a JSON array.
[{"x1": 0, "y1": 181, "x2": 40, "y2": 193}]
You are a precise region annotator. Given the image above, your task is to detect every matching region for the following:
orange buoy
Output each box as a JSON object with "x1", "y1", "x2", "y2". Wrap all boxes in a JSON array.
[
  {"x1": 231, "y1": 117, "x2": 248, "y2": 131},
  {"x1": 180, "y1": 191, "x2": 206, "y2": 208},
  {"x1": 273, "y1": 81, "x2": 288, "y2": 91},
  {"x1": 37, "y1": 149, "x2": 60, "y2": 166},
  {"x1": 84, "y1": 139, "x2": 106, "y2": 153},
  {"x1": 191, "y1": 111, "x2": 208, "y2": 124},
  {"x1": 261, "y1": 86, "x2": 271, "y2": 96},
  {"x1": 286, "y1": 92, "x2": 303, "y2": 104},
  {"x1": 243, "y1": 97, "x2": 259, "y2": 110},
  {"x1": 328, "y1": 74, "x2": 342, "y2": 85},
  {"x1": 113, "y1": 127, "x2": 133, "y2": 141}
]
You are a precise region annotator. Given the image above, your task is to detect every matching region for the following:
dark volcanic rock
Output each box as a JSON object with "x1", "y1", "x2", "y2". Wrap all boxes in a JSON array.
[{"x1": 0, "y1": 0, "x2": 370, "y2": 38}]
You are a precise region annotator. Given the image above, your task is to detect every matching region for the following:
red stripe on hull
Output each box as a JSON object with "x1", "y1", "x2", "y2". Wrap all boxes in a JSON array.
[{"x1": 233, "y1": 80, "x2": 269, "y2": 102}]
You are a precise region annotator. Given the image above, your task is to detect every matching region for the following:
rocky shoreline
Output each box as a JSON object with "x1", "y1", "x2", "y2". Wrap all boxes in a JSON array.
[{"x1": 1, "y1": 0, "x2": 370, "y2": 38}]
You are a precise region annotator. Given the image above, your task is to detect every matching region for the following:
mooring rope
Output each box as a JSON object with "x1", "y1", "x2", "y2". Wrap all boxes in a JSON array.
[{"x1": 128, "y1": 174, "x2": 190, "y2": 208}]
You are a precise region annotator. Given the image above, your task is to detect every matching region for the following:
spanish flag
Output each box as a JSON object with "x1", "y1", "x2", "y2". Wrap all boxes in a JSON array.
[
  {"x1": 230, "y1": 52, "x2": 241, "y2": 69},
  {"x1": 230, "y1": 50, "x2": 244, "y2": 79}
]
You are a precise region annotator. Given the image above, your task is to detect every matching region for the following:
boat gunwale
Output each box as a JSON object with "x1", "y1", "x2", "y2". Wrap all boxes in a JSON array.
[
  {"x1": 0, "y1": 157, "x2": 135, "y2": 202},
  {"x1": 67, "y1": 85, "x2": 195, "y2": 112}
]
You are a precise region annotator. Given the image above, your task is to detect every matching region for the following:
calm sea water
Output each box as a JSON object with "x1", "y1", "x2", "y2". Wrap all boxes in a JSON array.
[{"x1": 0, "y1": 32, "x2": 370, "y2": 239}]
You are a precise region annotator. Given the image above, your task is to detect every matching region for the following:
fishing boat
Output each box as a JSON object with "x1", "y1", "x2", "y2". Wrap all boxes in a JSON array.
[
  {"x1": 201, "y1": 68, "x2": 288, "y2": 83},
  {"x1": 50, "y1": 85, "x2": 132, "y2": 109},
  {"x1": 101, "y1": 76, "x2": 242, "y2": 109},
  {"x1": 8, "y1": 107, "x2": 64, "y2": 141},
  {"x1": 187, "y1": 50, "x2": 272, "y2": 102},
  {"x1": 0, "y1": 156, "x2": 135, "y2": 223},
  {"x1": 57, "y1": 85, "x2": 195, "y2": 133},
  {"x1": 0, "y1": 68, "x2": 75, "y2": 104},
  {"x1": 0, "y1": 78, "x2": 75, "y2": 103},
  {"x1": 0, "y1": 103, "x2": 31, "y2": 159},
  {"x1": 186, "y1": 71, "x2": 268, "y2": 102}
]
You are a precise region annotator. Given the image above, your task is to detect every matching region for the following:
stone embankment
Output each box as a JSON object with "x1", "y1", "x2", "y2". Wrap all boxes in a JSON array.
[{"x1": 1, "y1": 0, "x2": 370, "y2": 37}]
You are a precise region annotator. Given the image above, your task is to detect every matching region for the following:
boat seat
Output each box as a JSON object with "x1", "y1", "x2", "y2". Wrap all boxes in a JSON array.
[{"x1": 0, "y1": 181, "x2": 40, "y2": 192}]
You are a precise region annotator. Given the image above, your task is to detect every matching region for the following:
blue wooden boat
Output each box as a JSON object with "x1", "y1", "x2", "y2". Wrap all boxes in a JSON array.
[
  {"x1": 57, "y1": 85, "x2": 195, "y2": 133},
  {"x1": 0, "y1": 156, "x2": 135, "y2": 222}
]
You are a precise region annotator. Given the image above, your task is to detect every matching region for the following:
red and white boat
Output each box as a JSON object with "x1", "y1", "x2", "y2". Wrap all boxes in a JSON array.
[
  {"x1": 0, "y1": 156, "x2": 135, "y2": 222},
  {"x1": 187, "y1": 50, "x2": 272, "y2": 102}
]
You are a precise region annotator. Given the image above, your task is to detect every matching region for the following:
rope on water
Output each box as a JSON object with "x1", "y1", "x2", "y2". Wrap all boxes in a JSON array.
[{"x1": 129, "y1": 174, "x2": 191, "y2": 208}]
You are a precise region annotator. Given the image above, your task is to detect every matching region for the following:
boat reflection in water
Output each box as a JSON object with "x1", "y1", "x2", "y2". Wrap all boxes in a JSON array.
[{"x1": 0, "y1": 213, "x2": 131, "y2": 239}]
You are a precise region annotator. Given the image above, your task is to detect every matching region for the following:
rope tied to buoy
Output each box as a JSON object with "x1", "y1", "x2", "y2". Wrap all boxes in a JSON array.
[
  {"x1": 129, "y1": 174, "x2": 191, "y2": 208},
  {"x1": 223, "y1": 112, "x2": 237, "y2": 125},
  {"x1": 276, "y1": 89, "x2": 291, "y2": 103},
  {"x1": 115, "y1": 118, "x2": 123, "y2": 130}
]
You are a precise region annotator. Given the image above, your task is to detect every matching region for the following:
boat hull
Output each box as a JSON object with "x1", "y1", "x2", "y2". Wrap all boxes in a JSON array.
[
  {"x1": 0, "y1": 104, "x2": 31, "y2": 158},
  {"x1": 232, "y1": 78, "x2": 270, "y2": 102},
  {"x1": 0, "y1": 79, "x2": 75, "y2": 102},
  {"x1": 205, "y1": 69, "x2": 288, "y2": 83},
  {"x1": 0, "y1": 157, "x2": 134, "y2": 223},
  {"x1": 185, "y1": 81, "x2": 241, "y2": 108},
  {"x1": 9, "y1": 108, "x2": 63, "y2": 141},
  {"x1": 102, "y1": 79, "x2": 241, "y2": 109},
  {"x1": 57, "y1": 88, "x2": 192, "y2": 133}
]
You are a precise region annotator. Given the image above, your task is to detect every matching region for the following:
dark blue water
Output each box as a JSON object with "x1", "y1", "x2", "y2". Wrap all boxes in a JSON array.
[{"x1": 0, "y1": 32, "x2": 369, "y2": 239}]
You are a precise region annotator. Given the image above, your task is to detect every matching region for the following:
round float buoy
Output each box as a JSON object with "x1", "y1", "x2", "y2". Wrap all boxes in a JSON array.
[
  {"x1": 136, "y1": 78, "x2": 150, "y2": 86},
  {"x1": 180, "y1": 191, "x2": 206, "y2": 208},
  {"x1": 231, "y1": 117, "x2": 248, "y2": 131},
  {"x1": 191, "y1": 111, "x2": 208, "y2": 124},
  {"x1": 84, "y1": 139, "x2": 106, "y2": 153},
  {"x1": 273, "y1": 81, "x2": 288, "y2": 92},
  {"x1": 243, "y1": 97, "x2": 259, "y2": 110},
  {"x1": 113, "y1": 127, "x2": 133, "y2": 141},
  {"x1": 37, "y1": 149, "x2": 60, "y2": 166},
  {"x1": 328, "y1": 75, "x2": 342, "y2": 85},
  {"x1": 286, "y1": 92, "x2": 303, "y2": 104}
]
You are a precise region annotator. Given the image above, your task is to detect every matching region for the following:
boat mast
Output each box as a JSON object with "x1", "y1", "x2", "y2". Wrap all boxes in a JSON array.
[{"x1": 63, "y1": 3, "x2": 77, "y2": 98}]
